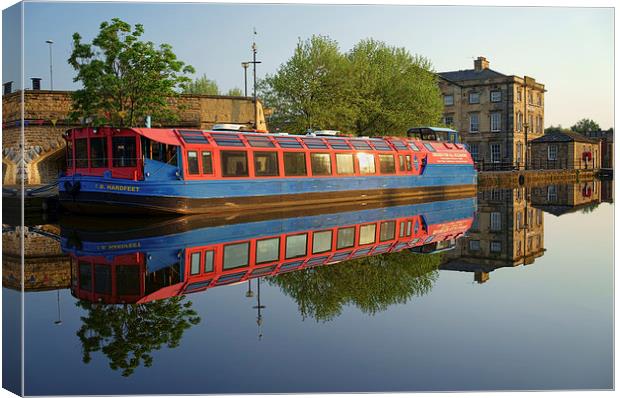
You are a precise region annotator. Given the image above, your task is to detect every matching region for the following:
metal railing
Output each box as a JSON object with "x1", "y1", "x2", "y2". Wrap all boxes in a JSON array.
[{"x1": 475, "y1": 158, "x2": 595, "y2": 172}]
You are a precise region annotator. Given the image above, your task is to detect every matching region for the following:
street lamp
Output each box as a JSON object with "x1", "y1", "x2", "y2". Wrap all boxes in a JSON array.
[
  {"x1": 45, "y1": 40, "x2": 54, "y2": 90},
  {"x1": 241, "y1": 62, "x2": 250, "y2": 97}
]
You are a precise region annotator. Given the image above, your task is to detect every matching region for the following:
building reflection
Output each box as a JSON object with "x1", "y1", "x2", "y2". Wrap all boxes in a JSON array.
[
  {"x1": 530, "y1": 180, "x2": 602, "y2": 216},
  {"x1": 441, "y1": 186, "x2": 546, "y2": 283}
]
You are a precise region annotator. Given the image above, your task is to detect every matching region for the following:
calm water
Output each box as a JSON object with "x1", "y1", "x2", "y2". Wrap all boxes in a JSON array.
[{"x1": 4, "y1": 181, "x2": 614, "y2": 394}]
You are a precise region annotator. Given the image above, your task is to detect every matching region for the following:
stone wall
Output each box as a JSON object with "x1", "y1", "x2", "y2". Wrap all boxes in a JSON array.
[
  {"x1": 530, "y1": 141, "x2": 601, "y2": 170},
  {"x1": 2, "y1": 90, "x2": 268, "y2": 185}
]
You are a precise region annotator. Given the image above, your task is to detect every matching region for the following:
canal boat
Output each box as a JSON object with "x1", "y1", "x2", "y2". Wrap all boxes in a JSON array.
[
  {"x1": 59, "y1": 126, "x2": 476, "y2": 214},
  {"x1": 61, "y1": 195, "x2": 475, "y2": 304}
]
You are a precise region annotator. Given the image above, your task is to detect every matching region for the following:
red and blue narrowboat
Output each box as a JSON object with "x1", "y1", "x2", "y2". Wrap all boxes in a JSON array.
[
  {"x1": 59, "y1": 126, "x2": 476, "y2": 214},
  {"x1": 62, "y1": 195, "x2": 476, "y2": 304}
]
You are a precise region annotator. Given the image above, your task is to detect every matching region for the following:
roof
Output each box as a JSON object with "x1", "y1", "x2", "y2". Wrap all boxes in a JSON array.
[
  {"x1": 408, "y1": 127, "x2": 458, "y2": 134},
  {"x1": 438, "y1": 68, "x2": 507, "y2": 82},
  {"x1": 530, "y1": 130, "x2": 599, "y2": 144}
]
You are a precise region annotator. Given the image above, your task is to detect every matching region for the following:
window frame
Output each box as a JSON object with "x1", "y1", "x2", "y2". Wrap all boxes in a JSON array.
[{"x1": 220, "y1": 150, "x2": 249, "y2": 178}]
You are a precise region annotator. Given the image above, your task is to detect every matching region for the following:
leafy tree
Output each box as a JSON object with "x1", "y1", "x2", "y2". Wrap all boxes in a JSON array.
[
  {"x1": 68, "y1": 18, "x2": 195, "y2": 127},
  {"x1": 347, "y1": 39, "x2": 443, "y2": 136},
  {"x1": 184, "y1": 74, "x2": 220, "y2": 95},
  {"x1": 226, "y1": 87, "x2": 243, "y2": 96},
  {"x1": 268, "y1": 251, "x2": 441, "y2": 322},
  {"x1": 259, "y1": 35, "x2": 355, "y2": 134},
  {"x1": 76, "y1": 296, "x2": 200, "y2": 377},
  {"x1": 570, "y1": 118, "x2": 601, "y2": 134},
  {"x1": 544, "y1": 125, "x2": 572, "y2": 135}
]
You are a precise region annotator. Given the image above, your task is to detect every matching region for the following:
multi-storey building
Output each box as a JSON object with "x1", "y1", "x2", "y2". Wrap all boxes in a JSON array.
[{"x1": 438, "y1": 57, "x2": 546, "y2": 169}]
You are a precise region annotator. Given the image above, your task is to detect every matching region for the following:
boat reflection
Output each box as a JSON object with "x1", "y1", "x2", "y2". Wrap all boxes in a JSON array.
[{"x1": 60, "y1": 196, "x2": 477, "y2": 305}]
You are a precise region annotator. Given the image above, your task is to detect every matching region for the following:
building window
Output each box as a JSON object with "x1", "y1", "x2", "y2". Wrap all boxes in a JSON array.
[
  {"x1": 283, "y1": 152, "x2": 307, "y2": 176},
  {"x1": 528, "y1": 115, "x2": 534, "y2": 132},
  {"x1": 517, "y1": 112, "x2": 523, "y2": 131},
  {"x1": 537, "y1": 209, "x2": 543, "y2": 225},
  {"x1": 547, "y1": 185, "x2": 558, "y2": 201},
  {"x1": 517, "y1": 90, "x2": 522, "y2": 102},
  {"x1": 490, "y1": 143, "x2": 501, "y2": 163},
  {"x1": 254, "y1": 151, "x2": 279, "y2": 176},
  {"x1": 221, "y1": 151, "x2": 248, "y2": 177},
  {"x1": 469, "y1": 240, "x2": 481, "y2": 251},
  {"x1": 469, "y1": 113, "x2": 479, "y2": 132},
  {"x1": 528, "y1": 91, "x2": 533, "y2": 104},
  {"x1": 490, "y1": 112, "x2": 501, "y2": 132},
  {"x1": 469, "y1": 92, "x2": 480, "y2": 104},
  {"x1": 469, "y1": 143, "x2": 479, "y2": 161},
  {"x1": 443, "y1": 115, "x2": 454, "y2": 126},
  {"x1": 537, "y1": 93, "x2": 542, "y2": 106},
  {"x1": 357, "y1": 153, "x2": 376, "y2": 174},
  {"x1": 490, "y1": 212, "x2": 502, "y2": 231},
  {"x1": 379, "y1": 154, "x2": 396, "y2": 174},
  {"x1": 548, "y1": 145, "x2": 558, "y2": 161},
  {"x1": 490, "y1": 241, "x2": 502, "y2": 253},
  {"x1": 537, "y1": 116, "x2": 543, "y2": 133},
  {"x1": 490, "y1": 91, "x2": 501, "y2": 102},
  {"x1": 310, "y1": 153, "x2": 332, "y2": 175},
  {"x1": 444, "y1": 95, "x2": 454, "y2": 106},
  {"x1": 517, "y1": 211, "x2": 523, "y2": 230},
  {"x1": 516, "y1": 142, "x2": 523, "y2": 163}
]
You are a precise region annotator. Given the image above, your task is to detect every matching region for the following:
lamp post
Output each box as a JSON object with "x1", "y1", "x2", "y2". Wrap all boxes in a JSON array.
[
  {"x1": 45, "y1": 40, "x2": 54, "y2": 90},
  {"x1": 241, "y1": 62, "x2": 250, "y2": 97}
]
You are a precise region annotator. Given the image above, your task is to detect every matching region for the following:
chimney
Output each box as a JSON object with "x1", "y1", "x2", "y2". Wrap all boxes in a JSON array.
[
  {"x1": 31, "y1": 78, "x2": 42, "y2": 90},
  {"x1": 3, "y1": 81, "x2": 13, "y2": 95},
  {"x1": 474, "y1": 56, "x2": 489, "y2": 72}
]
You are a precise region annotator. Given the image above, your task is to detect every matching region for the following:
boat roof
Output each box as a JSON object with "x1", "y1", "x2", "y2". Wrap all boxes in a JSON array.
[{"x1": 407, "y1": 126, "x2": 458, "y2": 133}]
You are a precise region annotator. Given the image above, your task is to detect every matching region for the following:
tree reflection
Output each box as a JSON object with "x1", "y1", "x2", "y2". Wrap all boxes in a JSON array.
[
  {"x1": 268, "y1": 251, "x2": 441, "y2": 322},
  {"x1": 76, "y1": 296, "x2": 200, "y2": 377}
]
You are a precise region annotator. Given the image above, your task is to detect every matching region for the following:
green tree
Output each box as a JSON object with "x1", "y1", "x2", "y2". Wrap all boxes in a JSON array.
[
  {"x1": 570, "y1": 118, "x2": 601, "y2": 134},
  {"x1": 347, "y1": 39, "x2": 443, "y2": 136},
  {"x1": 268, "y1": 251, "x2": 441, "y2": 322},
  {"x1": 184, "y1": 74, "x2": 220, "y2": 95},
  {"x1": 544, "y1": 125, "x2": 572, "y2": 135},
  {"x1": 260, "y1": 35, "x2": 355, "y2": 133},
  {"x1": 68, "y1": 18, "x2": 195, "y2": 127},
  {"x1": 226, "y1": 87, "x2": 243, "y2": 96},
  {"x1": 76, "y1": 296, "x2": 201, "y2": 377}
]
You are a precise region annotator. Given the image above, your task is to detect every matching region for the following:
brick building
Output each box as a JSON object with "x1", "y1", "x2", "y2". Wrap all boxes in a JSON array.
[
  {"x1": 438, "y1": 57, "x2": 545, "y2": 170},
  {"x1": 529, "y1": 130, "x2": 601, "y2": 170},
  {"x1": 2, "y1": 90, "x2": 268, "y2": 185}
]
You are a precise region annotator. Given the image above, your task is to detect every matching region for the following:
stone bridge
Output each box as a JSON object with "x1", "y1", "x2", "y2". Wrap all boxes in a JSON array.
[{"x1": 2, "y1": 90, "x2": 268, "y2": 185}]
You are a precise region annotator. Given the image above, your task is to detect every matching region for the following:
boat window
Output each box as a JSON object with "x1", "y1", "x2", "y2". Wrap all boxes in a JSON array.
[
  {"x1": 399, "y1": 155, "x2": 405, "y2": 172},
  {"x1": 75, "y1": 138, "x2": 88, "y2": 168},
  {"x1": 251, "y1": 265, "x2": 277, "y2": 277},
  {"x1": 406, "y1": 220, "x2": 412, "y2": 236},
  {"x1": 66, "y1": 140, "x2": 74, "y2": 169},
  {"x1": 406, "y1": 155, "x2": 412, "y2": 171},
  {"x1": 310, "y1": 153, "x2": 332, "y2": 175},
  {"x1": 116, "y1": 266, "x2": 140, "y2": 296},
  {"x1": 327, "y1": 139, "x2": 351, "y2": 150},
  {"x1": 187, "y1": 151, "x2": 200, "y2": 175},
  {"x1": 336, "y1": 227, "x2": 355, "y2": 249},
  {"x1": 223, "y1": 242, "x2": 250, "y2": 269},
  {"x1": 409, "y1": 142, "x2": 420, "y2": 151},
  {"x1": 379, "y1": 221, "x2": 396, "y2": 242},
  {"x1": 372, "y1": 140, "x2": 392, "y2": 151},
  {"x1": 190, "y1": 252, "x2": 201, "y2": 275},
  {"x1": 211, "y1": 133, "x2": 244, "y2": 147},
  {"x1": 248, "y1": 136, "x2": 275, "y2": 148},
  {"x1": 202, "y1": 151, "x2": 213, "y2": 174},
  {"x1": 204, "y1": 250, "x2": 214, "y2": 273},
  {"x1": 379, "y1": 154, "x2": 396, "y2": 174},
  {"x1": 350, "y1": 140, "x2": 372, "y2": 150},
  {"x1": 283, "y1": 152, "x2": 307, "y2": 176},
  {"x1": 112, "y1": 136, "x2": 137, "y2": 167},
  {"x1": 285, "y1": 233, "x2": 307, "y2": 259},
  {"x1": 78, "y1": 262, "x2": 92, "y2": 291},
  {"x1": 179, "y1": 130, "x2": 209, "y2": 144},
  {"x1": 336, "y1": 153, "x2": 354, "y2": 175},
  {"x1": 312, "y1": 230, "x2": 333, "y2": 254},
  {"x1": 359, "y1": 224, "x2": 377, "y2": 245},
  {"x1": 399, "y1": 221, "x2": 406, "y2": 238},
  {"x1": 90, "y1": 137, "x2": 108, "y2": 168},
  {"x1": 424, "y1": 143, "x2": 436, "y2": 152},
  {"x1": 275, "y1": 136, "x2": 304, "y2": 149},
  {"x1": 221, "y1": 151, "x2": 249, "y2": 177},
  {"x1": 302, "y1": 137, "x2": 328, "y2": 149},
  {"x1": 256, "y1": 237, "x2": 280, "y2": 264},
  {"x1": 392, "y1": 140, "x2": 409, "y2": 151},
  {"x1": 94, "y1": 265, "x2": 112, "y2": 294},
  {"x1": 357, "y1": 153, "x2": 376, "y2": 174},
  {"x1": 254, "y1": 151, "x2": 279, "y2": 176}
]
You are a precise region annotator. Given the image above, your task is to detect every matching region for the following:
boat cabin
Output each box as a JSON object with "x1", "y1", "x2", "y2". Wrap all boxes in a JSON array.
[{"x1": 407, "y1": 127, "x2": 461, "y2": 144}]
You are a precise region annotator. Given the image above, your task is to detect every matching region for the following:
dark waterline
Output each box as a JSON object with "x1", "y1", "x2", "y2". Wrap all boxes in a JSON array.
[{"x1": 6, "y1": 182, "x2": 613, "y2": 394}]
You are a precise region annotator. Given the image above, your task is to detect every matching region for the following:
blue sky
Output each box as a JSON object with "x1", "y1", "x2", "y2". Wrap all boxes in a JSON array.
[{"x1": 3, "y1": 1, "x2": 614, "y2": 128}]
